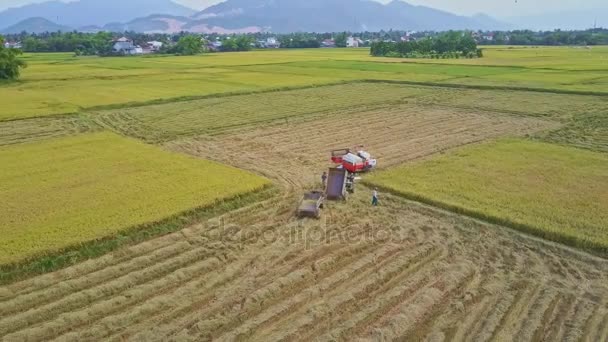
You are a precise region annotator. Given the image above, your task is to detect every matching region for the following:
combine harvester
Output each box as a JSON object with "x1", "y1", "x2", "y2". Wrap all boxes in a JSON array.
[
  {"x1": 297, "y1": 147, "x2": 377, "y2": 219},
  {"x1": 331, "y1": 147, "x2": 377, "y2": 173}
]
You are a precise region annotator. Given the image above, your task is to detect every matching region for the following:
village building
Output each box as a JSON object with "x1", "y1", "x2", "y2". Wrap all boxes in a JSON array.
[
  {"x1": 264, "y1": 37, "x2": 280, "y2": 48},
  {"x1": 346, "y1": 36, "x2": 360, "y2": 48},
  {"x1": 113, "y1": 37, "x2": 143, "y2": 55},
  {"x1": 3, "y1": 41, "x2": 22, "y2": 49},
  {"x1": 146, "y1": 41, "x2": 164, "y2": 51},
  {"x1": 321, "y1": 39, "x2": 336, "y2": 48}
]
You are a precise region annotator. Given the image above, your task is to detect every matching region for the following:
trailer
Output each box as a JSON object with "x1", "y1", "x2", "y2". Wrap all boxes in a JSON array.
[
  {"x1": 297, "y1": 191, "x2": 325, "y2": 218},
  {"x1": 326, "y1": 167, "x2": 348, "y2": 200}
]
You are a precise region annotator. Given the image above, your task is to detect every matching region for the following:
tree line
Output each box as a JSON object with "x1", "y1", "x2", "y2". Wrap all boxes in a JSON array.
[
  {"x1": 479, "y1": 29, "x2": 608, "y2": 46},
  {"x1": 5, "y1": 28, "x2": 607, "y2": 55},
  {"x1": 371, "y1": 31, "x2": 482, "y2": 59},
  {"x1": 2, "y1": 31, "x2": 254, "y2": 55}
]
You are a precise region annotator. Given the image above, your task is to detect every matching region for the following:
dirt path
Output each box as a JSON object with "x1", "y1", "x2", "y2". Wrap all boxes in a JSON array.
[{"x1": 1, "y1": 105, "x2": 605, "y2": 342}]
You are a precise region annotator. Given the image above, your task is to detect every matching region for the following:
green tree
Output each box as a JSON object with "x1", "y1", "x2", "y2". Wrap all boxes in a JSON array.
[
  {"x1": 174, "y1": 35, "x2": 203, "y2": 55},
  {"x1": 335, "y1": 32, "x2": 347, "y2": 48},
  {"x1": 234, "y1": 35, "x2": 253, "y2": 51},
  {"x1": 0, "y1": 36, "x2": 27, "y2": 80}
]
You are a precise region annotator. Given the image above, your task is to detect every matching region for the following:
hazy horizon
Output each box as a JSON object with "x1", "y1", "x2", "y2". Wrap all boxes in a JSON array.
[{"x1": 1, "y1": 0, "x2": 607, "y2": 18}]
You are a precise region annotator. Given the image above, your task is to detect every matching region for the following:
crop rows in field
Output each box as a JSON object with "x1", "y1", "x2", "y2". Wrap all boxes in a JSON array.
[
  {"x1": 542, "y1": 111, "x2": 608, "y2": 153},
  {"x1": 1, "y1": 187, "x2": 606, "y2": 341},
  {"x1": 89, "y1": 81, "x2": 607, "y2": 144},
  {"x1": 0, "y1": 116, "x2": 100, "y2": 146},
  {"x1": 89, "y1": 82, "x2": 427, "y2": 142}
]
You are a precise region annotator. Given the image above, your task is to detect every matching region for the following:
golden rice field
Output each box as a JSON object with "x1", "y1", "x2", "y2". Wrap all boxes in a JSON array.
[
  {"x1": 367, "y1": 139, "x2": 608, "y2": 255},
  {"x1": 0, "y1": 132, "x2": 269, "y2": 264},
  {"x1": 2, "y1": 46, "x2": 608, "y2": 120}
]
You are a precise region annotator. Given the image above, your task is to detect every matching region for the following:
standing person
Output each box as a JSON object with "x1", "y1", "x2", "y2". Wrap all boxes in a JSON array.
[
  {"x1": 321, "y1": 171, "x2": 328, "y2": 189},
  {"x1": 372, "y1": 188, "x2": 379, "y2": 206}
]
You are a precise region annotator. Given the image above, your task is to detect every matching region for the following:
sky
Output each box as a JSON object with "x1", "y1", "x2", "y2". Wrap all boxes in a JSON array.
[{"x1": 0, "y1": 0, "x2": 607, "y2": 17}]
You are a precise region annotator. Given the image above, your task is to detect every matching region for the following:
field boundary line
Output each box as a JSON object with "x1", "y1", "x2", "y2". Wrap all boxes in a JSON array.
[
  {"x1": 0, "y1": 185, "x2": 278, "y2": 286},
  {"x1": 360, "y1": 79, "x2": 608, "y2": 97}
]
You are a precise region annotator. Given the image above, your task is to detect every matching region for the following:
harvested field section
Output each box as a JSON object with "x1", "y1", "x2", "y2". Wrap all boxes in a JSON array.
[
  {"x1": 167, "y1": 104, "x2": 556, "y2": 188},
  {"x1": 89, "y1": 82, "x2": 434, "y2": 142},
  {"x1": 1, "y1": 190, "x2": 606, "y2": 342}
]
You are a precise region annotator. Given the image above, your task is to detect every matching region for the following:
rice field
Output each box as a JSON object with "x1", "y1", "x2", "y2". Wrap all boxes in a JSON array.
[
  {"x1": 1, "y1": 102, "x2": 607, "y2": 341},
  {"x1": 2, "y1": 46, "x2": 607, "y2": 120},
  {"x1": 1, "y1": 46, "x2": 608, "y2": 341},
  {"x1": 367, "y1": 139, "x2": 608, "y2": 255},
  {"x1": 87, "y1": 81, "x2": 608, "y2": 142},
  {"x1": 0, "y1": 132, "x2": 269, "y2": 265}
]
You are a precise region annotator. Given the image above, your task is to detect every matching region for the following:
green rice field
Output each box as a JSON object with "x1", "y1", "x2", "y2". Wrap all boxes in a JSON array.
[{"x1": 2, "y1": 46, "x2": 608, "y2": 120}]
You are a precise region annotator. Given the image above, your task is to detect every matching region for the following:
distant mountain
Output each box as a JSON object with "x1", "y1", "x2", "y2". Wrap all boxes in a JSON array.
[
  {"x1": 0, "y1": 0, "x2": 511, "y2": 34},
  {"x1": 1, "y1": 17, "x2": 72, "y2": 34},
  {"x1": 0, "y1": 0, "x2": 195, "y2": 29},
  {"x1": 100, "y1": 15, "x2": 191, "y2": 33},
  {"x1": 506, "y1": 9, "x2": 608, "y2": 30},
  {"x1": 195, "y1": 0, "x2": 510, "y2": 32}
]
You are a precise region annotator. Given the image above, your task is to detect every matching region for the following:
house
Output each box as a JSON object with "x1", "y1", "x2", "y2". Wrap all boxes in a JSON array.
[
  {"x1": 482, "y1": 33, "x2": 494, "y2": 41},
  {"x1": 265, "y1": 37, "x2": 280, "y2": 48},
  {"x1": 400, "y1": 32, "x2": 415, "y2": 42},
  {"x1": 346, "y1": 36, "x2": 359, "y2": 48},
  {"x1": 4, "y1": 41, "x2": 22, "y2": 49},
  {"x1": 146, "y1": 41, "x2": 163, "y2": 51},
  {"x1": 207, "y1": 40, "x2": 223, "y2": 52},
  {"x1": 113, "y1": 37, "x2": 143, "y2": 55},
  {"x1": 321, "y1": 39, "x2": 336, "y2": 48}
]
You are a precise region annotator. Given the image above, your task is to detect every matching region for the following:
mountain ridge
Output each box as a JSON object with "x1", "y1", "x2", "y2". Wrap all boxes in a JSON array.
[
  {"x1": 0, "y1": 0, "x2": 509, "y2": 34},
  {"x1": 0, "y1": 0, "x2": 195, "y2": 29}
]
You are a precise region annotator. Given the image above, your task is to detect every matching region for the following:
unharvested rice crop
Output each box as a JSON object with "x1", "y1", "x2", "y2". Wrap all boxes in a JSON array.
[
  {"x1": 0, "y1": 132, "x2": 269, "y2": 264},
  {"x1": 367, "y1": 139, "x2": 608, "y2": 254}
]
